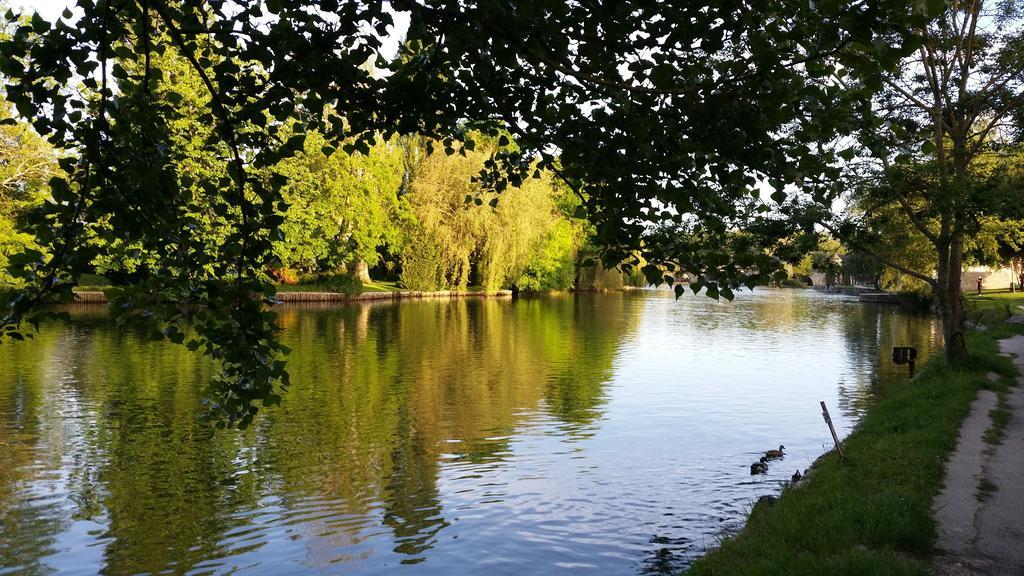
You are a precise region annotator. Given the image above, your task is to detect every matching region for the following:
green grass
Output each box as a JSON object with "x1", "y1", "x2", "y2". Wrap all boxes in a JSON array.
[
  {"x1": 73, "y1": 276, "x2": 405, "y2": 295},
  {"x1": 275, "y1": 279, "x2": 481, "y2": 294},
  {"x1": 75, "y1": 273, "x2": 113, "y2": 292},
  {"x1": 685, "y1": 323, "x2": 1021, "y2": 576},
  {"x1": 976, "y1": 477, "x2": 999, "y2": 503},
  {"x1": 273, "y1": 276, "x2": 363, "y2": 294},
  {"x1": 983, "y1": 394, "x2": 1013, "y2": 449},
  {"x1": 965, "y1": 290, "x2": 1024, "y2": 325},
  {"x1": 362, "y1": 280, "x2": 402, "y2": 292}
]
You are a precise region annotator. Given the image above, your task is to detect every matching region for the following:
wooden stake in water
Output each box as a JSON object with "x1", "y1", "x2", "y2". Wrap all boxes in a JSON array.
[{"x1": 820, "y1": 401, "x2": 845, "y2": 461}]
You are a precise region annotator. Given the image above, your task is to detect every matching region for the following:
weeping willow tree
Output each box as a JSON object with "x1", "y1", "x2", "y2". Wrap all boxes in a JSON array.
[{"x1": 400, "y1": 137, "x2": 584, "y2": 292}]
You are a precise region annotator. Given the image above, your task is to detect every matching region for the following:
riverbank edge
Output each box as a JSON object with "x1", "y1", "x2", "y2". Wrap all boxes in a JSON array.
[
  {"x1": 684, "y1": 322, "x2": 1023, "y2": 576},
  {"x1": 71, "y1": 288, "x2": 515, "y2": 303},
  {"x1": 69, "y1": 285, "x2": 652, "y2": 303}
]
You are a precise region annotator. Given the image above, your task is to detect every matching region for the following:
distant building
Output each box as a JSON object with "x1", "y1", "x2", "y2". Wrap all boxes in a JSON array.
[{"x1": 961, "y1": 265, "x2": 1016, "y2": 292}]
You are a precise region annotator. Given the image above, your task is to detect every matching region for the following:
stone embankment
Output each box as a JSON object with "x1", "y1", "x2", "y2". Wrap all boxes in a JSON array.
[{"x1": 73, "y1": 289, "x2": 513, "y2": 303}]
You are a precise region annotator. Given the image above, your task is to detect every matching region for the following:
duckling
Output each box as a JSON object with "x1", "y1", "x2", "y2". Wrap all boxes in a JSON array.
[
  {"x1": 765, "y1": 445, "x2": 785, "y2": 460},
  {"x1": 750, "y1": 456, "x2": 769, "y2": 475},
  {"x1": 791, "y1": 470, "x2": 802, "y2": 483}
]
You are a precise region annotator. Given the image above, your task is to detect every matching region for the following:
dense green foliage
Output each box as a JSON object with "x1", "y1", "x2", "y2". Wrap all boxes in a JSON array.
[
  {"x1": 0, "y1": 102, "x2": 55, "y2": 287},
  {"x1": 399, "y1": 137, "x2": 587, "y2": 292},
  {"x1": 688, "y1": 322, "x2": 1021, "y2": 576},
  {"x1": 272, "y1": 130, "x2": 407, "y2": 275}
]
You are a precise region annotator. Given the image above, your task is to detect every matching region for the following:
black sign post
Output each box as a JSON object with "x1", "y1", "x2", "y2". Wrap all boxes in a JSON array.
[{"x1": 892, "y1": 347, "x2": 918, "y2": 378}]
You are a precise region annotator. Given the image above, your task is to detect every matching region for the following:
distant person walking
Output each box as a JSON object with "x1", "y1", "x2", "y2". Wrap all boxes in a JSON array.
[{"x1": 977, "y1": 277, "x2": 983, "y2": 295}]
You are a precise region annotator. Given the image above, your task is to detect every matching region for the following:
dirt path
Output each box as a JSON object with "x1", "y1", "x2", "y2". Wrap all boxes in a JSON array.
[{"x1": 933, "y1": 330, "x2": 1024, "y2": 576}]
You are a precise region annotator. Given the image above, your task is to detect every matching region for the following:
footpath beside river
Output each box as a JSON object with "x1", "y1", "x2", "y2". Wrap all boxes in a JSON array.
[{"x1": 934, "y1": 319, "x2": 1024, "y2": 576}]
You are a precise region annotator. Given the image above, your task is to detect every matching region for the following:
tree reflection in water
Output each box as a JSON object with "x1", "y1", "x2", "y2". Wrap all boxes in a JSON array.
[{"x1": 0, "y1": 290, "x2": 937, "y2": 575}]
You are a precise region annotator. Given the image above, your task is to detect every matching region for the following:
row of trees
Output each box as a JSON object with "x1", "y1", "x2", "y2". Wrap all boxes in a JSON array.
[
  {"x1": 791, "y1": 210, "x2": 1024, "y2": 295},
  {"x1": 255, "y1": 129, "x2": 595, "y2": 293},
  {"x1": 0, "y1": 96, "x2": 595, "y2": 295}
]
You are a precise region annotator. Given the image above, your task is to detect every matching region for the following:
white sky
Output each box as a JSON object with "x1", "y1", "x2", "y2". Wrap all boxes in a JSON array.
[
  {"x1": 15, "y1": 0, "x2": 70, "y2": 20},
  {"x1": 15, "y1": 0, "x2": 410, "y2": 61}
]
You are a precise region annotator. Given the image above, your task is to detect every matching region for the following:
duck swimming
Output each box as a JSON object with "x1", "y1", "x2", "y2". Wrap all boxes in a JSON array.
[
  {"x1": 765, "y1": 445, "x2": 785, "y2": 460},
  {"x1": 750, "y1": 456, "x2": 769, "y2": 475}
]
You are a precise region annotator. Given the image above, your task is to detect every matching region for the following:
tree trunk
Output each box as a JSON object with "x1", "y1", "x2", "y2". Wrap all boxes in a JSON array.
[
  {"x1": 934, "y1": 235, "x2": 968, "y2": 363},
  {"x1": 351, "y1": 260, "x2": 371, "y2": 284}
]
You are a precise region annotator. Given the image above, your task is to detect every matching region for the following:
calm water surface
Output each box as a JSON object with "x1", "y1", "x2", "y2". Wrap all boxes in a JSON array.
[{"x1": 0, "y1": 289, "x2": 940, "y2": 575}]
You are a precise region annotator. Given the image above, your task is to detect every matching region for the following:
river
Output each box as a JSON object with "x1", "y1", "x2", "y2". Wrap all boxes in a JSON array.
[{"x1": 0, "y1": 288, "x2": 940, "y2": 575}]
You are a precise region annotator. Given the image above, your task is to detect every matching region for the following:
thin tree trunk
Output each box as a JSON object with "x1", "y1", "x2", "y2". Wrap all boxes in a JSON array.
[{"x1": 934, "y1": 234, "x2": 968, "y2": 363}]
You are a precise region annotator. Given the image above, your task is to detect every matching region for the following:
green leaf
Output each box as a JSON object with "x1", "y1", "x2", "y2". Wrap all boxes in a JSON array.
[
  {"x1": 30, "y1": 12, "x2": 48, "y2": 33},
  {"x1": 649, "y1": 63, "x2": 676, "y2": 88},
  {"x1": 926, "y1": 0, "x2": 947, "y2": 17}
]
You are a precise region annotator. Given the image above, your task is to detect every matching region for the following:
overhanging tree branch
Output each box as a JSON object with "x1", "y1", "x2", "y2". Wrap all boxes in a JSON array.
[{"x1": 817, "y1": 219, "x2": 938, "y2": 287}]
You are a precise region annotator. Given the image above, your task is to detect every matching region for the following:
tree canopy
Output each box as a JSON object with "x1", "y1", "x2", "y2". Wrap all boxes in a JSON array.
[
  {"x1": 817, "y1": 1, "x2": 1024, "y2": 360},
  {"x1": 0, "y1": 0, "x2": 949, "y2": 424}
]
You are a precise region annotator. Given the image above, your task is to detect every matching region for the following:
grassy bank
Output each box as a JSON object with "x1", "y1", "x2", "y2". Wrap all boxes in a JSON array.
[
  {"x1": 686, "y1": 322, "x2": 1022, "y2": 576},
  {"x1": 274, "y1": 278, "x2": 403, "y2": 294},
  {"x1": 965, "y1": 289, "x2": 1024, "y2": 324}
]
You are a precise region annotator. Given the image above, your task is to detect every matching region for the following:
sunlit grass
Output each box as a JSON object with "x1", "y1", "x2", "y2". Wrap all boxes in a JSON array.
[
  {"x1": 362, "y1": 280, "x2": 401, "y2": 292},
  {"x1": 969, "y1": 289, "x2": 1024, "y2": 302},
  {"x1": 964, "y1": 290, "x2": 1024, "y2": 324},
  {"x1": 75, "y1": 273, "x2": 112, "y2": 292}
]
